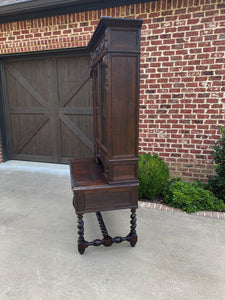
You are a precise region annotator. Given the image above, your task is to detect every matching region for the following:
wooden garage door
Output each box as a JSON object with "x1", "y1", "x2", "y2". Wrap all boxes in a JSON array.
[{"x1": 2, "y1": 54, "x2": 94, "y2": 164}]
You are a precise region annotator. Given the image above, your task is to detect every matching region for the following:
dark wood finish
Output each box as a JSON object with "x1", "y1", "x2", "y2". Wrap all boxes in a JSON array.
[
  {"x1": 77, "y1": 214, "x2": 87, "y2": 255},
  {"x1": 71, "y1": 158, "x2": 138, "y2": 214},
  {"x1": 96, "y1": 212, "x2": 109, "y2": 237},
  {"x1": 2, "y1": 54, "x2": 93, "y2": 163},
  {"x1": 76, "y1": 210, "x2": 137, "y2": 254},
  {"x1": 88, "y1": 17, "x2": 142, "y2": 184},
  {"x1": 70, "y1": 17, "x2": 142, "y2": 254},
  {"x1": 129, "y1": 208, "x2": 138, "y2": 247}
]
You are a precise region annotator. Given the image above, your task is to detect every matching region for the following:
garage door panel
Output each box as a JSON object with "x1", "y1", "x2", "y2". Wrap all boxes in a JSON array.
[
  {"x1": 59, "y1": 114, "x2": 94, "y2": 154},
  {"x1": 62, "y1": 77, "x2": 92, "y2": 109},
  {"x1": 9, "y1": 114, "x2": 50, "y2": 156},
  {"x1": 3, "y1": 53, "x2": 93, "y2": 163},
  {"x1": 7, "y1": 60, "x2": 51, "y2": 103},
  {"x1": 5, "y1": 67, "x2": 43, "y2": 108},
  {"x1": 68, "y1": 78, "x2": 92, "y2": 109},
  {"x1": 60, "y1": 120, "x2": 93, "y2": 159},
  {"x1": 57, "y1": 55, "x2": 90, "y2": 107},
  {"x1": 6, "y1": 79, "x2": 44, "y2": 108},
  {"x1": 69, "y1": 114, "x2": 94, "y2": 142},
  {"x1": 19, "y1": 119, "x2": 51, "y2": 156}
]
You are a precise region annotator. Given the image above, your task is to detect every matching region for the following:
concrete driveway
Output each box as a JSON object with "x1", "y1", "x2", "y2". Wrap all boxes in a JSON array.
[{"x1": 0, "y1": 161, "x2": 225, "y2": 300}]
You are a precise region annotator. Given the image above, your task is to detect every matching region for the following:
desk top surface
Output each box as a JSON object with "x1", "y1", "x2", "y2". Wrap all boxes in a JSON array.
[{"x1": 70, "y1": 158, "x2": 107, "y2": 189}]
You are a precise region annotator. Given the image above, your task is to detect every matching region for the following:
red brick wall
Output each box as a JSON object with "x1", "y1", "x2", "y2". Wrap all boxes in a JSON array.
[{"x1": 0, "y1": 0, "x2": 225, "y2": 181}]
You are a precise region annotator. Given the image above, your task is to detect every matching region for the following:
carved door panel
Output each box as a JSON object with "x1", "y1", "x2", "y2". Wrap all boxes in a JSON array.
[{"x1": 3, "y1": 54, "x2": 93, "y2": 163}]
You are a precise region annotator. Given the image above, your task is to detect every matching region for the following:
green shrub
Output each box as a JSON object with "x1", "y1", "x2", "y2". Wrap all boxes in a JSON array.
[
  {"x1": 208, "y1": 176, "x2": 225, "y2": 202},
  {"x1": 138, "y1": 153, "x2": 169, "y2": 200},
  {"x1": 163, "y1": 179, "x2": 225, "y2": 214},
  {"x1": 208, "y1": 126, "x2": 225, "y2": 202}
]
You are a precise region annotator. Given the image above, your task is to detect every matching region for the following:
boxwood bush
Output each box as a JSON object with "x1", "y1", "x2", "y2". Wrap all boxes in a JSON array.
[
  {"x1": 163, "y1": 178, "x2": 225, "y2": 214},
  {"x1": 138, "y1": 153, "x2": 169, "y2": 200}
]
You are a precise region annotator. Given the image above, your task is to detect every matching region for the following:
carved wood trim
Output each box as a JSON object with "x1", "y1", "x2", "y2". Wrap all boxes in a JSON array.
[{"x1": 90, "y1": 37, "x2": 108, "y2": 65}]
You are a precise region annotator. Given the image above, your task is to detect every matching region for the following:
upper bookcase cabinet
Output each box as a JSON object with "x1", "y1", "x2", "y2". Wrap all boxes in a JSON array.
[{"x1": 88, "y1": 17, "x2": 143, "y2": 184}]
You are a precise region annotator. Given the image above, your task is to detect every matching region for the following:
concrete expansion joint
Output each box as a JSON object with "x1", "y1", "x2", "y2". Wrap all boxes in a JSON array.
[{"x1": 138, "y1": 201, "x2": 225, "y2": 220}]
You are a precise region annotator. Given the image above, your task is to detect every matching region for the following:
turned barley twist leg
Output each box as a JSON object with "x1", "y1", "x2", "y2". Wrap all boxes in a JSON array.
[
  {"x1": 77, "y1": 214, "x2": 87, "y2": 254},
  {"x1": 129, "y1": 208, "x2": 137, "y2": 247}
]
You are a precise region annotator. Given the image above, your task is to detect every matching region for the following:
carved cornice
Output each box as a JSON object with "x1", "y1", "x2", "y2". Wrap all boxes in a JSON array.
[{"x1": 88, "y1": 16, "x2": 143, "y2": 52}]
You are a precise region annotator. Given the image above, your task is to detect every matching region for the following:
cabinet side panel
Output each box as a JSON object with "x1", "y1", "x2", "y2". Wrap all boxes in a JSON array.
[{"x1": 111, "y1": 55, "x2": 137, "y2": 157}]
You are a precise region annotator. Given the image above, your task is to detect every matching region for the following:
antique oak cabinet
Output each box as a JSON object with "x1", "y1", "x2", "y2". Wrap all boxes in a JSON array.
[{"x1": 70, "y1": 17, "x2": 142, "y2": 254}]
